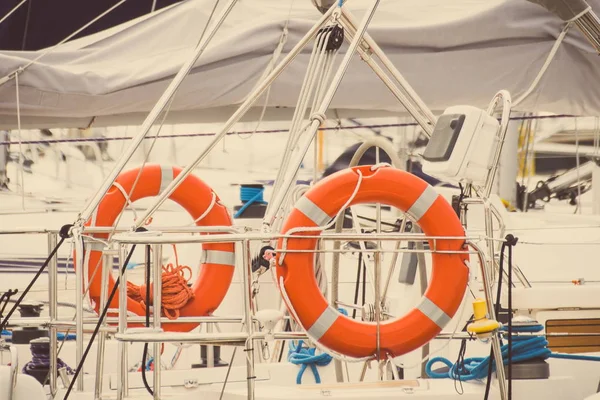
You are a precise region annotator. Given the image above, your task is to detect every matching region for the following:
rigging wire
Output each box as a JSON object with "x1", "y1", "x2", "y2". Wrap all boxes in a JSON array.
[
  {"x1": 0, "y1": 0, "x2": 27, "y2": 27},
  {"x1": 64, "y1": 6, "x2": 225, "y2": 394},
  {"x1": 0, "y1": 225, "x2": 70, "y2": 332},
  {"x1": 574, "y1": 117, "x2": 582, "y2": 214},
  {"x1": 20, "y1": 0, "x2": 32, "y2": 50},
  {"x1": 107, "y1": 0, "x2": 222, "y2": 233},
  {"x1": 0, "y1": 0, "x2": 130, "y2": 86},
  {"x1": 105, "y1": 95, "x2": 175, "y2": 241},
  {"x1": 14, "y1": 73, "x2": 25, "y2": 209},
  {"x1": 0, "y1": 114, "x2": 583, "y2": 147},
  {"x1": 195, "y1": 0, "x2": 221, "y2": 47}
]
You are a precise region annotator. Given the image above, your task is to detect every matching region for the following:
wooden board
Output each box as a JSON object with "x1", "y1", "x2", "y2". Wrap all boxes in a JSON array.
[{"x1": 546, "y1": 318, "x2": 600, "y2": 354}]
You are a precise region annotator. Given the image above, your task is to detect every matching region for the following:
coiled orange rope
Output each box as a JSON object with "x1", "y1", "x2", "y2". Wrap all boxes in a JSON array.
[{"x1": 127, "y1": 245, "x2": 195, "y2": 320}]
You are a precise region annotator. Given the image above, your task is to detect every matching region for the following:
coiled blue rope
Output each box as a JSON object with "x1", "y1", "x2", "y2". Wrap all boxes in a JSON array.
[
  {"x1": 234, "y1": 186, "x2": 267, "y2": 218},
  {"x1": 426, "y1": 324, "x2": 600, "y2": 381},
  {"x1": 288, "y1": 340, "x2": 332, "y2": 384},
  {"x1": 288, "y1": 308, "x2": 348, "y2": 384},
  {"x1": 57, "y1": 332, "x2": 77, "y2": 341}
]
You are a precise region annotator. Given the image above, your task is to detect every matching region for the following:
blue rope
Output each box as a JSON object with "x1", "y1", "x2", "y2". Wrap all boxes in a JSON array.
[
  {"x1": 234, "y1": 186, "x2": 267, "y2": 218},
  {"x1": 57, "y1": 332, "x2": 77, "y2": 341},
  {"x1": 426, "y1": 324, "x2": 600, "y2": 381},
  {"x1": 288, "y1": 308, "x2": 348, "y2": 384},
  {"x1": 288, "y1": 340, "x2": 333, "y2": 384},
  {"x1": 0, "y1": 330, "x2": 76, "y2": 341},
  {"x1": 1, "y1": 329, "x2": 11, "y2": 341}
]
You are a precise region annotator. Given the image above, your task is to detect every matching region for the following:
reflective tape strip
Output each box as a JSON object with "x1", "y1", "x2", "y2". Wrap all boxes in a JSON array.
[
  {"x1": 307, "y1": 306, "x2": 339, "y2": 341},
  {"x1": 417, "y1": 297, "x2": 451, "y2": 329},
  {"x1": 294, "y1": 196, "x2": 331, "y2": 227},
  {"x1": 201, "y1": 250, "x2": 235, "y2": 266},
  {"x1": 397, "y1": 245, "x2": 417, "y2": 285},
  {"x1": 406, "y1": 185, "x2": 438, "y2": 221},
  {"x1": 160, "y1": 165, "x2": 173, "y2": 194}
]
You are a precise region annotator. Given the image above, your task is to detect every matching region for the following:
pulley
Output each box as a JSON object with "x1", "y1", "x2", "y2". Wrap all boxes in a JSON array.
[
  {"x1": 361, "y1": 302, "x2": 390, "y2": 322},
  {"x1": 319, "y1": 25, "x2": 344, "y2": 52}
]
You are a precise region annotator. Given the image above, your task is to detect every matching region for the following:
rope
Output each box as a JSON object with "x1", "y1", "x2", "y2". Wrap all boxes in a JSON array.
[
  {"x1": 240, "y1": 186, "x2": 266, "y2": 203},
  {"x1": 237, "y1": 13, "x2": 290, "y2": 140},
  {"x1": 278, "y1": 168, "x2": 364, "y2": 265},
  {"x1": 22, "y1": 339, "x2": 74, "y2": 376},
  {"x1": 190, "y1": 192, "x2": 217, "y2": 225},
  {"x1": 428, "y1": 235, "x2": 600, "y2": 387},
  {"x1": 288, "y1": 340, "x2": 332, "y2": 384},
  {"x1": 126, "y1": 245, "x2": 195, "y2": 320},
  {"x1": 425, "y1": 323, "x2": 600, "y2": 381},
  {"x1": 287, "y1": 308, "x2": 348, "y2": 384},
  {"x1": 111, "y1": 181, "x2": 138, "y2": 221},
  {"x1": 513, "y1": 22, "x2": 572, "y2": 106},
  {"x1": 234, "y1": 186, "x2": 267, "y2": 218}
]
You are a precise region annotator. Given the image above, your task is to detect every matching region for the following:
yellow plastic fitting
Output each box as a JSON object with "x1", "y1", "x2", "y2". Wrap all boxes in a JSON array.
[{"x1": 467, "y1": 298, "x2": 500, "y2": 335}]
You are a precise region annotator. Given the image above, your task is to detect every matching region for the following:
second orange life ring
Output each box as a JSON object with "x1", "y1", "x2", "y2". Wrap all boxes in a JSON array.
[
  {"x1": 83, "y1": 164, "x2": 235, "y2": 332},
  {"x1": 276, "y1": 165, "x2": 469, "y2": 358}
]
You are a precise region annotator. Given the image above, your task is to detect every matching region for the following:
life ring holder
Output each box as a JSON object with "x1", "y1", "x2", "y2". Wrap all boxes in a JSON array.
[
  {"x1": 276, "y1": 164, "x2": 469, "y2": 359},
  {"x1": 82, "y1": 164, "x2": 235, "y2": 332}
]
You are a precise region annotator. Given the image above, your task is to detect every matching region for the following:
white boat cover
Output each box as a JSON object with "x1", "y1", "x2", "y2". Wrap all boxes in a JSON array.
[{"x1": 0, "y1": 0, "x2": 598, "y2": 129}]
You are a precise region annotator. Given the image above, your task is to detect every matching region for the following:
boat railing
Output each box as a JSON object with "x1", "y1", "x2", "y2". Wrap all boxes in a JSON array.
[
  {"x1": 108, "y1": 228, "x2": 484, "y2": 399},
  {"x1": 0, "y1": 225, "x2": 501, "y2": 399},
  {"x1": 0, "y1": 217, "x2": 510, "y2": 398}
]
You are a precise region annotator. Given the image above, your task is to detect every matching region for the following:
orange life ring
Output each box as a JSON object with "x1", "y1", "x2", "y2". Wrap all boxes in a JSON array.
[
  {"x1": 83, "y1": 164, "x2": 235, "y2": 332},
  {"x1": 276, "y1": 165, "x2": 469, "y2": 358}
]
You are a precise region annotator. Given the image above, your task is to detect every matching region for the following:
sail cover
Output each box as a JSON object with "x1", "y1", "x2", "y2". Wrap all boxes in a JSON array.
[{"x1": 0, "y1": 0, "x2": 598, "y2": 129}]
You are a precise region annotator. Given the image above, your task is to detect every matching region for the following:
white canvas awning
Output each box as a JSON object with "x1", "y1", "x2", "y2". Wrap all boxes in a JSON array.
[{"x1": 0, "y1": 0, "x2": 598, "y2": 129}]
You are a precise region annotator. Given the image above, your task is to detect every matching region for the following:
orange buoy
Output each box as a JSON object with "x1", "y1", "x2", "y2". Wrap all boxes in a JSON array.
[
  {"x1": 276, "y1": 165, "x2": 469, "y2": 358},
  {"x1": 84, "y1": 164, "x2": 235, "y2": 332}
]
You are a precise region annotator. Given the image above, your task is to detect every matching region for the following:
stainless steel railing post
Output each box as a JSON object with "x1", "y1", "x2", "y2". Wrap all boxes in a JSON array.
[
  {"x1": 117, "y1": 244, "x2": 129, "y2": 400},
  {"x1": 152, "y1": 244, "x2": 163, "y2": 399},
  {"x1": 241, "y1": 239, "x2": 255, "y2": 400},
  {"x1": 47, "y1": 232, "x2": 58, "y2": 396},
  {"x1": 94, "y1": 249, "x2": 112, "y2": 399}
]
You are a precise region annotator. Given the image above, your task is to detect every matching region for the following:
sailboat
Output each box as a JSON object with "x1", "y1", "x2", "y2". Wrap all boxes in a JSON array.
[{"x1": 3, "y1": 0, "x2": 600, "y2": 399}]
